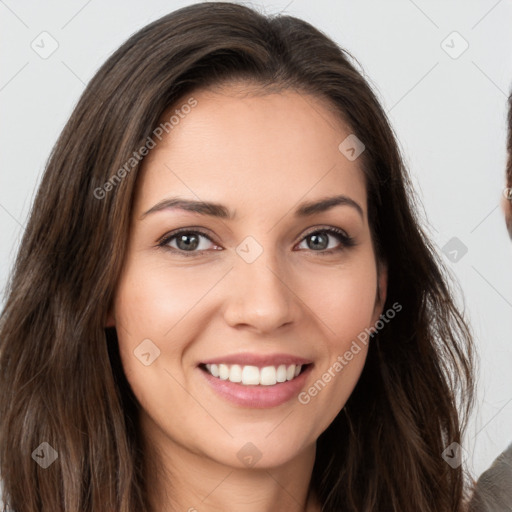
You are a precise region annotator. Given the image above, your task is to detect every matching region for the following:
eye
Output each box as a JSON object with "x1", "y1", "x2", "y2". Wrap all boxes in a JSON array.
[
  {"x1": 157, "y1": 228, "x2": 219, "y2": 256},
  {"x1": 296, "y1": 227, "x2": 356, "y2": 254}
]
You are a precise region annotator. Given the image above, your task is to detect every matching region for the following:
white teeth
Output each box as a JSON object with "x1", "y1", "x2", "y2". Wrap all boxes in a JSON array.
[
  {"x1": 242, "y1": 365, "x2": 260, "y2": 385},
  {"x1": 260, "y1": 366, "x2": 276, "y2": 386},
  {"x1": 204, "y1": 363, "x2": 304, "y2": 385},
  {"x1": 210, "y1": 364, "x2": 219, "y2": 377},
  {"x1": 276, "y1": 364, "x2": 287, "y2": 382},
  {"x1": 218, "y1": 364, "x2": 229, "y2": 380},
  {"x1": 229, "y1": 364, "x2": 242, "y2": 383}
]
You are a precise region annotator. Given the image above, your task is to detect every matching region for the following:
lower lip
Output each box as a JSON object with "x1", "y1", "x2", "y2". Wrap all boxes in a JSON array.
[{"x1": 199, "y1": 364, "x2": 313, "y2": 409}]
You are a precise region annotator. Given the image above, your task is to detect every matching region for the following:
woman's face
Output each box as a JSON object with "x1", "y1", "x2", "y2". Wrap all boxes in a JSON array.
[{"x1": 110, "y1": 84, "x2": 387, "y2": 469}]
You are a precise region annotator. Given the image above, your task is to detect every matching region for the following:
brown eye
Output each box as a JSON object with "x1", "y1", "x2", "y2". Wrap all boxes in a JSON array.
[
  {"x1": 297, "y1": 227, "x2": 356, "y2": 254},
  {"x1": 158, "y1": 229, "x2": 218, "y2": 256},
  {"x1": 175, "y1": 233, "x2": 201, "y2": 251}
]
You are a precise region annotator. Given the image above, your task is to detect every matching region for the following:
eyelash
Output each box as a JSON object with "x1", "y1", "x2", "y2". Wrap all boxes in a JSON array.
[{"x1": 156, "y1": 226, "x2": 356, "y2": 258}]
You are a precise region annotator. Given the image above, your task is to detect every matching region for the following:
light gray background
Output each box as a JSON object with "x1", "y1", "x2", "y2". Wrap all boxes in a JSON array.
[{"x1": 1, "y1": 0, "x2": 511, "y2": 479}]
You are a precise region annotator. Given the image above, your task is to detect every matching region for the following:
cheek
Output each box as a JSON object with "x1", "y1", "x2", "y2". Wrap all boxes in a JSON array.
[
  {"x1": 111, "y1": 257, "x2": 226, "y2": 403},
  {"x1": 298, "y1": 254, "x2": 379, "y2": 342},
  {"x1": 111, "y1": 264, "x2": 195, "y2": 423},
  {"x1": 113, "y1": 258, "x2": 221, "y2": 341},
  {"x1": 299, "y1": 343, "x2": 368, "y2": 443},
  {"x1": 294, "y1": 257, "x2": 377, "y2": 426}
]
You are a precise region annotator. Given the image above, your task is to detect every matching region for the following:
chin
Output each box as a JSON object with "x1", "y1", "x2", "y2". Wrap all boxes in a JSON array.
[{"x1": 205, "y1": 433, "x2": 315, "y2": 470}]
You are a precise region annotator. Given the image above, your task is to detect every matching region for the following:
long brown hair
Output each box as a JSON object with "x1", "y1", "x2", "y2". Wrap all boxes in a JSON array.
[{"x1": 0, "y1": 2, "x2": 474, "y2": 511}]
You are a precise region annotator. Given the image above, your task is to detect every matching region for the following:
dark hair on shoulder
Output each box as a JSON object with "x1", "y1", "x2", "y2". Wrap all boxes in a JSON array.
[{"x1": 0, "y1": 2, "x2": 474, "y2": 511}]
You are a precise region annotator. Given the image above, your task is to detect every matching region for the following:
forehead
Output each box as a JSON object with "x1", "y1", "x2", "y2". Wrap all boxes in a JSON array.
[{"x1": 134, "y1": 85, "x2": 367, "y2": 219}]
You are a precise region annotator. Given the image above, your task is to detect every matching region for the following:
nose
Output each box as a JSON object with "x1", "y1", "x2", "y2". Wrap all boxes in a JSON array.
[{"x1": 222, "y1": 247, "x2": 300, "y2": 334}]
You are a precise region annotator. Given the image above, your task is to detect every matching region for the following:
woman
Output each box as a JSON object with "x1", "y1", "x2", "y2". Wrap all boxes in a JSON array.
[{"x1": 0, "y1": 2, "x2": 475, "y2": 511}]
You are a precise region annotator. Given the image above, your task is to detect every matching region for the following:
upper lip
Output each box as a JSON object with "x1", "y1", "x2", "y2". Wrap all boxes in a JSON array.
[{"x1": 200, "y1": 353, "x2": 313, "y2": 368}]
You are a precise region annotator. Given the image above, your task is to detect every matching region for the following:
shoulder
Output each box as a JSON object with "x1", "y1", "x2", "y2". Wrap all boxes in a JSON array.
[{"x1": 469, "y1": 443, "x2": 512, "y2": 511}]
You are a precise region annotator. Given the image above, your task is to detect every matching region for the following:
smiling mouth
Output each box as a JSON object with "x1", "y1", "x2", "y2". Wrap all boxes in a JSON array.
[{"x1": 199, "y1": 363, "x2": 311, "y2": 386}]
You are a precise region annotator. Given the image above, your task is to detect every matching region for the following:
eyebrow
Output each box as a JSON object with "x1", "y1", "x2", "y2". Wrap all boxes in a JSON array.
[{"x1": 140, "y1": 194, "x2": 364, "y2": 220}]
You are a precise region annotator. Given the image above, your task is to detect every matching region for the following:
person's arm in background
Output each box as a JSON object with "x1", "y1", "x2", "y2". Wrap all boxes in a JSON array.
[
  {"x1": 468, "y1": 91, "x2": 512, "y2": 512},
  {"x1": 469, "y1": 443, "x2": 512, "y2": 511}
]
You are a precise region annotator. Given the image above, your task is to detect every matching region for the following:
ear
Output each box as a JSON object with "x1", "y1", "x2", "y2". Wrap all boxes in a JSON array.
[{"x1": 371, "y1": 259, "x2": 388, "y2": 324}]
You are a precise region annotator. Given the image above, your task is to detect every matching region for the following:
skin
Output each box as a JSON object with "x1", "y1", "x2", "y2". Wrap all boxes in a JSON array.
[
  {"x1": 108, "y1": 84, "x2": 387, "y2": 512},
  {"x1": 502, "y1": 193, "x2": 512, "y2": 238}
]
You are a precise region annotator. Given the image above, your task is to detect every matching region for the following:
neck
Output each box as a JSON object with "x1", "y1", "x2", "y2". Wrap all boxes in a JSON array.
[{"x1": 140, "y1": 413, "x2": 322, "y2": 512}]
